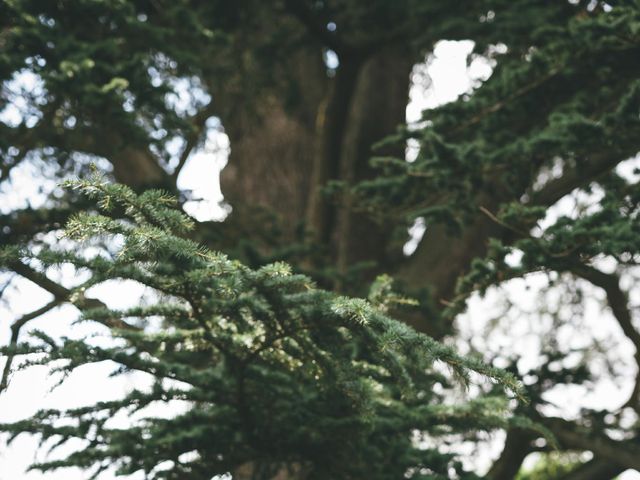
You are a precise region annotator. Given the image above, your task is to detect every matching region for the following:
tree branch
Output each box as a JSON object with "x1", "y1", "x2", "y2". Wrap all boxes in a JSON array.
[
  {"x1": 1, "y1": 299, "x2": 60, "y2": 392},
  {"x1": 556, "y1": 457, "x2": 625, "y2": 480},
  {"x1": 1, "y1": 260, "x2": 142, "y2": 390},
  {"x1": 5, "y1": 260, "x2": 140, "y2": 331},
  {"x1": 7, "y1": 260, "x2": 71, "y2": 300},
  {"x1": 570, "y1": 264, "x2": 640, "y2": 409},
  {"x1": 527, "y1": 152, "x2": 631, "y2": 208},
  {"x1": 572, "y1": 265, "x2": 640, "y2": 348},
  {"x1": 544, "y1": 416, "x2": 640, "y2": 470},
  {"x1": 453, "y1": 67, "x2": 561, "y2": 136},
  {"x1": 171, "y1": 103, "x2": 218, "y2": 181}
]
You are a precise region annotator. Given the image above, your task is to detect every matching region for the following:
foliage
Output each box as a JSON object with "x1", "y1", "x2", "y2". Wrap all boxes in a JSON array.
[
  {"x1": 358, "y1": 1, "x2": 640, "y2": 233},
  {"x1": 0, "y1": 176, "x2": 523, "y2": 479},
  {"x1": 2, "y1": 0, "x2": 640, "y2": 479}
]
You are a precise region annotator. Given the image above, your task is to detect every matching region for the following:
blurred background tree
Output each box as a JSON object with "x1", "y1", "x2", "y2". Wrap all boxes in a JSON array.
[{"x1": 1, "y1": 0, "x2": 640, "y2": 479}]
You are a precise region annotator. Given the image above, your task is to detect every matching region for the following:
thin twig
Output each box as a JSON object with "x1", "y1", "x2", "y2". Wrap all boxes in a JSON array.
[{"x1": 1, "y1": 299, "x2": 60, "y2": 392}]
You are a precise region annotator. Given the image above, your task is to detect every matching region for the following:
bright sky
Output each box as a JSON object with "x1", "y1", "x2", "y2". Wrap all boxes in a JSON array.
[{"x1": 1, "y1": 40, "x2": 639, "y2": 479}]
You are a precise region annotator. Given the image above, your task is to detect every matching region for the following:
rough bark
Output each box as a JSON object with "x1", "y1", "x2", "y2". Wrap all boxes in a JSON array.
[
  {"x1": 110, "y1": 146, "x2": 171, "y2": 190},
  {"x1": 333, "y1": 47, "x2": 412, "y2": 284},
  {"x1": 220, "y1": 49, "x2": 328, "y2": 238},
  {"x1": 395, "y1": 191, "x2": 503, "y2": 336},
  {"x1": 306, "y1": 56, "x2": 362, "y2": 247},
  {"x1": 219, "y1": 44, "x2": 413, "y2": 288}
]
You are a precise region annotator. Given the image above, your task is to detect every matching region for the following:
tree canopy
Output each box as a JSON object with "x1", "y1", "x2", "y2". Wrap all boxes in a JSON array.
[{"x1": 1, "y1": 1, "x2": 640, "y2": 479}]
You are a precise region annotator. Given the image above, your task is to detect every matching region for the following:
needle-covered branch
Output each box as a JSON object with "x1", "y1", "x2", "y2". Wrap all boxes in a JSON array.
[{"x1": 0, "y1": 177, "x2": 526, "y2": 479}]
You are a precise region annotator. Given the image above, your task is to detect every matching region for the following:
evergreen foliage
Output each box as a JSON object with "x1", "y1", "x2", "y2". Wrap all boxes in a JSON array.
[
  {"x1": 358, "y1": 1, "x2": 640, "y2": 232},
  {"x1": 1, "y1": 176, "x2": 522, "y2": 479},
  {"x1": 2, "y1": 0, "x2": 640, "y2": 479}
]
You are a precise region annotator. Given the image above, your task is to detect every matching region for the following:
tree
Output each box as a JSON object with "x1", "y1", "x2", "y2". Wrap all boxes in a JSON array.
[
  {"x1": 1, "y1": 176, "x2": 525, "y2": 479},
  {"x1": 1, "y1": 0, "x2": 640, "y2": 479}
]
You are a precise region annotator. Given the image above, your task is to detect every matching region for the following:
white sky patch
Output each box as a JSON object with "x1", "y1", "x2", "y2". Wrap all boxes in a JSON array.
[
  {"x1": 406, "y1": 40, "x2": 492, "y2": 124},
  {"x1": 403, "y1": 217, "x2": 426, "y2": 256},
  {"x1": 163, "y1": 74, "x2": 230, "y2": 223},
  {"x1": 177, "y1": 118, "x2": 230, "y2": 222}
]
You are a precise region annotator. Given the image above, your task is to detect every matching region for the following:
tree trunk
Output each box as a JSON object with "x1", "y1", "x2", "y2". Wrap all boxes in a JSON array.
[
  {"x1": 218, "y1": 44, "x2": 412, "y2": 292},
  {"x1": 220, "y1": 49, "x2": 328, "y2": 241},
  {"x1": 110, "y1": 146, "x2": 171, "y2": 190},
  {"x1": 333, "y1": 47, "x2": 412, "y2": 288}
]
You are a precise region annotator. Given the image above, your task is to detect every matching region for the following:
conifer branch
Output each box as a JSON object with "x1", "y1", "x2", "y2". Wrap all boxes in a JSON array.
[
  {"x1": 0, "y1": 299, "x2": 60, "y2": 393},
  {"x1": 452, "y1": 67, "x2": 561, "y2": 136}
]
